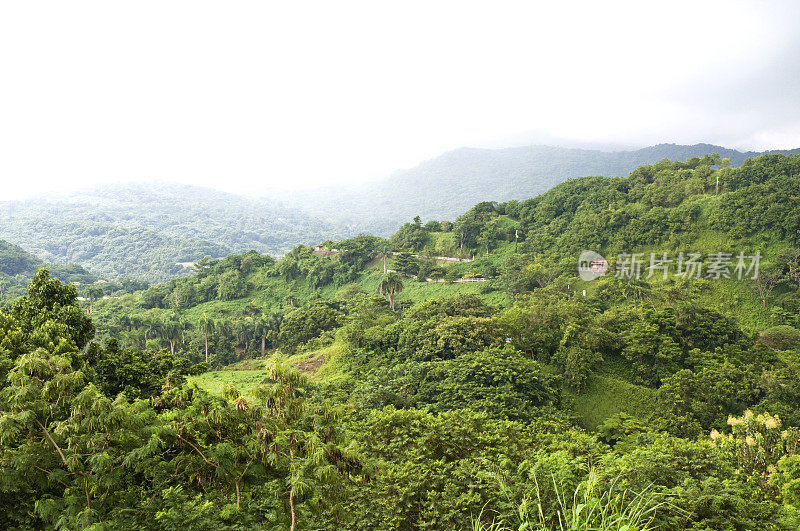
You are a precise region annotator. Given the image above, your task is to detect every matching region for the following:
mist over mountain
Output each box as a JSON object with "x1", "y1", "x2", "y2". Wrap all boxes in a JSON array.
[
  {"x1": 3, "y1": 143, "x2": 798, "y2": 283},
  {"x1": 270, "y1": 143, "x2": 800, "y2": 234},
  {"x1": 0, "y1": 182, "x2": 339, "y2": 282}
]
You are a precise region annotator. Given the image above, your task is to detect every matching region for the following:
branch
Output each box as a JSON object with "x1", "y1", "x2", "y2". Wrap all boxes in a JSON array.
[
  {"x1": 35, "y1": 419, "x2": 69, "y2": 468},
  {"x1": 175, "y1": 433, "x2": 218, "y2": 468}
]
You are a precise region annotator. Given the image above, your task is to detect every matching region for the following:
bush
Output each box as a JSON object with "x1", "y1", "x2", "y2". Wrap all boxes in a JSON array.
[
  {"x1": 759, "y1": 325, "x2": 800, "y2": 350},
  {"x1": 277, "y1": 302, "x2": 342, "y2": 353}
]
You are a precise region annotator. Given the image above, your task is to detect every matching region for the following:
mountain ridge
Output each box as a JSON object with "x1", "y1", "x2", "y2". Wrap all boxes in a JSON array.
[
  {"x1": 3, "y1": 142, "x2": 798, "y2": 282},
  {"x1": 268, "y1": 142, "x2": 800, "y2": 234}
]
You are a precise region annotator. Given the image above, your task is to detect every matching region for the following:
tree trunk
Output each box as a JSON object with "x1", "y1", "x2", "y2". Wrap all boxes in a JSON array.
[
  {"x1": 289, "y1": 484, "x2": 296, "y2": 531},
  {"x1": 261, "y1": 334, "x2": 266, "y2": 357},
  {"x1": 289, "y1": 448, "x2": 297, "y2": 531},
  {"x1": 204, "y1": 333, "x2": 209, "y2": 364},
  {"x1": 170, "y1": 340, "x2": 175, "y2": 356},
  {"x1": 389, "y1": 292, "x2": 395, "y2": 312}
]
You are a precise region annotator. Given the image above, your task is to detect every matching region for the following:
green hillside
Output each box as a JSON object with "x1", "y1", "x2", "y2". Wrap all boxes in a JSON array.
[
  {"x1": 90, "y1": 152, "x2": 800, "y2": 435},
  {"x1": 0, "y1": 182, "x2": 339, "y2": 282},
  {"x1": 0, "y1": 239, "x2": 96, "y2": 299},
  {"x1": 5, "y1": 153, "x2": 800, "y2": 528}
]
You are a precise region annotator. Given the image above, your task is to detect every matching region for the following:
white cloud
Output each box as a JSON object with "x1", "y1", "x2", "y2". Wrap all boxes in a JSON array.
[{"x1": 1, "y1": 0, "x2": 798, "y2": 200}]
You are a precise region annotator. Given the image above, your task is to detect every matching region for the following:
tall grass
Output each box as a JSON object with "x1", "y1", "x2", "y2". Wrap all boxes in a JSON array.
[{"x1": 472, "y1": 469, "x2": 667, "y2": 531}]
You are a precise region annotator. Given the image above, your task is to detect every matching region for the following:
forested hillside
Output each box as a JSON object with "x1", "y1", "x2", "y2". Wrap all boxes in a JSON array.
[
  {"x1": 0, "y1": 239, "x2": 96, "y2": 299},
  {"x1": 4, "y1": 144, "x2": 797, "y2": 284},
  {"x1": 4, "y1": 153, "x2": 800, "y2": 529},
  {"x1": 271, "y1": 142, "x2": 800, "y2": 234},
  {"x1": 0, "y1": 182, "x2": 339, "y2": 282}
]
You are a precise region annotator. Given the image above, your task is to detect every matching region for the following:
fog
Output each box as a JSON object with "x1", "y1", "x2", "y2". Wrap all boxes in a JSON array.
[{"x1": 1, "y1": 0, "x2": 799, "y2": 200}]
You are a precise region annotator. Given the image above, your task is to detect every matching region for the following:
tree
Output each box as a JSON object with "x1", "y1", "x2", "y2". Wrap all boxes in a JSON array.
[
  {"x1": 777, "y1": 248, "x2": 800, "y2": 291},
  {"x1": 200, "y1": 313, "x2": 214, "y2": 364},
  {"x1": 390, "y1": 218, "x2": 429, "y2": 251},
  {"x1": 8, "y1": 269, "x2": 95, "y2": 351},
  {"x1": 84, "y1": 286, "x2": 104, "y2": 314},
  {"x1": 417, "y1": 260, "x2": 433, "y2": 282},
  {"x1": 277, "y1": 303, "x2": 342, "y2": 353},
  {"x1": 498, "y1": 254, "x2": 534, "y2": 301},
  {"x1": 378, "y1": 273, "x2": 404, "y2": 312},
  {"x1": 158, "y1": 316, "x2": 184, "y2": 356},
  {"x1": 254, "y1": 361, "x2": 355, "y2": 531},
  {"x1": 454, "y1": 214, "x2": 483, "y2": 255},
  {"x1": 393, "y1": 252, "x2": 419, "y2": 276},
  {"x1": 417, "y1": 348, "x2": 558, "y2": 421},
  {"x1": 754, "y1": 268, "x2": 783, "y2": 307},
  {"x1": 233, "y1": 317, "x2": 256, "y2": 359},
  {"x1": 376, "y1": 241, "x2": 392, "y2": 274},
  {"x1": 255, "y1": 312, "x2": 281, "y2": 357},
  {"x1": 216, "y1": 269, "x2": 247, "y2": 301}
]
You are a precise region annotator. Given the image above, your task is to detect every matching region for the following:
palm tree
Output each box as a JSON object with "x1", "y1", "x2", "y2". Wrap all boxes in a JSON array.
[
  {"x1": 156, "y1": 317, "x2": 183, "y2": 356},
  {"x1": 234, "y1": 318, "x2": 255, "y2": 360},
  {"x1": 377, "y1": 241, "x2": 392, "y2": 274},
  {"x1": 256, "y1": 312, "x2": 281, "y2": 357},
  {"x1": 378, "y1": 272, "x2": 404, "y2": 312},
  {"x1": 200, "y1": 313, "x2": 215, "y2": 364},
  {"x1": 84, "y1": 286, "x2": 104, "y2": 314}
]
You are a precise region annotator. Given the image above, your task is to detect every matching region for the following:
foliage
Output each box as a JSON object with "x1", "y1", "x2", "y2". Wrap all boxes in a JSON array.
[
  {"x1": 5, "y1": 154, "x2": 800, "y2": 528},
  {"x1": 0, "y1": 182, "x2": 338, "y2": 282},
  {"x1": 0, "y1": 241, "x2": 96, "y2": 300},
  {"x1": 278, "y1": 302, "x2": 343, "y2": 353},
  {"x1": 759, "y1": 325, "x2": 800, "y2": 350}
]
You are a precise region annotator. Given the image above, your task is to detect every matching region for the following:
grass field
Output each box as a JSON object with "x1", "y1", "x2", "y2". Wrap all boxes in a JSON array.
[
  {"x1": 564, "y1": 372, "x2": 659, "y2": 430},
  {"x1": 188, "y1": 368, "x2": 268, "y2": 399}
]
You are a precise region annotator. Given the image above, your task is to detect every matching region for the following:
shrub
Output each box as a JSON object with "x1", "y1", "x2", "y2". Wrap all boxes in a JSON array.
[{"x1": 759, "y1": 325, "x2": 800, "y2": 350}]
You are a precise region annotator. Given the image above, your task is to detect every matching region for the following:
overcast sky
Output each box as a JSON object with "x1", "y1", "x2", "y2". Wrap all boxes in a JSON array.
[{"x1": 2, "y1": 0, "x2": 799, "y2": 200}]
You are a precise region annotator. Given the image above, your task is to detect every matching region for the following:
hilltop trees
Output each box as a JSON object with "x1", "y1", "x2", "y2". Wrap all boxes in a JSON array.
[{"x1": 389, "y1": 216, "x2": 429, "y2": 251}]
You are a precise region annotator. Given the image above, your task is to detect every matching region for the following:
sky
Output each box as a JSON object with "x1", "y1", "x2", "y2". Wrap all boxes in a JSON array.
[{"x1": 1, "y1": 0, "x2": 799, "y2": 200}]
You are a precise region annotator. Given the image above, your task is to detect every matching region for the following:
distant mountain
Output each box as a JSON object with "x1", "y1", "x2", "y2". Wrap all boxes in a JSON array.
[
  {"x1": 0, "y1": 182, "x2": 340, "y2": 282},
  {"x1": 0, "y1": 239, "x2": 96, "y2": 298},
  {"x1": 271, "y1": 143, "x2": 800, "y2": 234},
  {"x1": 5, "y1": 143, "x2": 798, "y2": 283}
]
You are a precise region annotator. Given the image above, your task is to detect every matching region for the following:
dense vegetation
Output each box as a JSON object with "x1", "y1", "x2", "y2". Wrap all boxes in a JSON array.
[
  {"x1": 3, "y1": 153, "x2": 800, "y2": 528},
  {"x1": 0, "y1": 239, "x2": 96, "y2": 300},
  {"x1": 0, "y1": 182, "x2": 339, "y2": 282}
]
